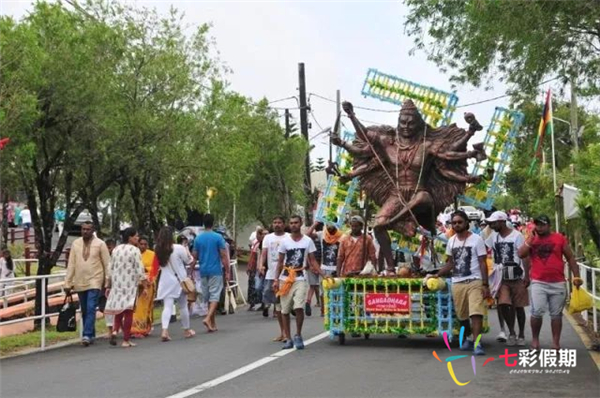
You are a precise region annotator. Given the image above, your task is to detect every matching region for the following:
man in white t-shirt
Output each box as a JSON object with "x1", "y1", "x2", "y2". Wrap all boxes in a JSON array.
[
  {"x1": 434, "y1": 210, "x2": 490, "y2": 356},
  {"x1": 259, "y1": 216, "x2": 289, "y2": 341},
  {"x1": 20, "y1": 206, "x2": 32, "y2": 231},
  {"x1": 274, "y1": 215, "x2": 324, "y2": 350},
  {"x1": 485, "y1": 211, "x2": 530, "y2": 347}
]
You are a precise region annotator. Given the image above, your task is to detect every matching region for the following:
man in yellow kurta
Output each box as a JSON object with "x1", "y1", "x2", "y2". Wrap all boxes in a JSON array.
[
  {"x1": 131, "y1": 237, "x2": 158, "y2": 337},
  {"x1": 65, "y1": 222, "x2": 111, "y2": 346}
]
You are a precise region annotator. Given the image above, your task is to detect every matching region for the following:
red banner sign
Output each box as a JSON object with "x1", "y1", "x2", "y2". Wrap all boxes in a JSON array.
[{"x1": 364, "y1": 293, "x2": 411, "y2": 313}]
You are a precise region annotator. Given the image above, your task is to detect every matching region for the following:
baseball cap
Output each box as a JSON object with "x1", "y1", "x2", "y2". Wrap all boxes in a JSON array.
[
  {"x1": 485, "y1": 211, "x2": 508, "y2": 223},
  {"x1": 534, "y1": 215, "x2": 551, "y2": 225},
  {"x1": 350, "y1": 215, "x2": 364, "y2": 224}
]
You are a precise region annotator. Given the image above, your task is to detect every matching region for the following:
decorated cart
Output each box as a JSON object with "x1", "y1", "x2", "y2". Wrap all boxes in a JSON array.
[{"x1": 323, "y1": 277, "x2": 488, "y2": 345}]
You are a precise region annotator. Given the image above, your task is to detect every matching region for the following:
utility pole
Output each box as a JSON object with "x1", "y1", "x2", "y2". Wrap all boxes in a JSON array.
[
  {"x1": 284, "y1": 108, "x2": 290, "y2": 139},
  {"x1": 298, "y1": 62, "x2": 313, "y2": 226}
]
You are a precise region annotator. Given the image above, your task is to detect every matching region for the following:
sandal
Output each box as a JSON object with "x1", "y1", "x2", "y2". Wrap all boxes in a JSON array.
[
  {"x1": 184, "y1": 329, "x2": 196, "y2": 338},
  {"x1": 203, "y1": 319, "x2": 216, "y2": 332},
  {"x1": 272, "y1": 336, "x2": 285, "y2": 342},
  {"x1": 122, "y1": 341, "x2": 136, "y2": 348},
  {"x1": 161, "y1": 331, "x2": 171, "y2": 342}
]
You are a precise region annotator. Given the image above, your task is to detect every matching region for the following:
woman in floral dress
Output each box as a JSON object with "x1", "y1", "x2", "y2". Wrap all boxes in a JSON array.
[{"x1": 105, "y1": 228, "x2": 147, "y2": 348}]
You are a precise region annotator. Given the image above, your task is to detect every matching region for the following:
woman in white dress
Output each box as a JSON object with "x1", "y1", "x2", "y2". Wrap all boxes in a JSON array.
[
  {"x1": 155, "y1": 226, "x2": 195, "y2": 341},
  {"x1": 0, "y1": 249, "x2": 15, "y2": 296},
  {"x1": 104, "y1": 228, "x2": 147, "y2": 348}
]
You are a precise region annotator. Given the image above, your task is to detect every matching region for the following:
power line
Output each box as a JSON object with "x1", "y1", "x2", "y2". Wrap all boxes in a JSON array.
[
  {"x1": 268, "y1": 96, "x2": 299, "y2": 106},
  {"x1": 456, "y1": 76, "x2": 561, "y2": 108},
  {"x1": 342, "y1": 114, "x2": 383, "y2": 127},
  {"x1": 269, "y1": 105, "x2": 301, "y2": 110},
  {"x1": 309, "y1": 92, "x2": 397, "y2": 113},
  {"x1": 310, "y1": 75, "x2": 562, "y2": 113},
  {"x1": 309, "y1": 110, "x2": 324, "y2": 131}
]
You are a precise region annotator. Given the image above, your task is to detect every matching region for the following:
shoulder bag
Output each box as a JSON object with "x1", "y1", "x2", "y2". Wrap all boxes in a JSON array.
[{"x1": 168, "y1": 261, "x2": 197, "y2": 302}]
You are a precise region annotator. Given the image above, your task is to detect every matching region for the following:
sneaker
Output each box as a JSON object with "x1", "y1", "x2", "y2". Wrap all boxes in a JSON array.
[
  {"x1": 293, "y1": 335, "x2": 305, "y2": 350},
  {"x1": 262, "y1": 306, "x2": 269, "y2": 318},
  {"x1": 305, "y1": 303, "x2": 312, "y2": 317},
  {"x1": 507, "y1": 335, "x2": 517, "y2": 346},
  {"x1": 473, "y1": 344, "x2": 485, "y2": 356},
  {"x1": 282, "y1": 339, "x2": 294, "y2": 350},
  {"x1": 81, "y1": 337, "x2": 91, "y2": 347},
  {"x1": 517, "y1": 337, "x2": 526, "y2": 347},
  {"x1": 460, "y1": 340, "x2": 474, "y2": 351},
  {"x1": 496, "y1": 331, "x2": 507, "y2": 342}
]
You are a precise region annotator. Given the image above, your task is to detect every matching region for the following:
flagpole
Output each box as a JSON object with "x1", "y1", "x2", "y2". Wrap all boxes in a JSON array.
[{"x1": 549, "y1": 96, "x2": 560, "y2": 232}]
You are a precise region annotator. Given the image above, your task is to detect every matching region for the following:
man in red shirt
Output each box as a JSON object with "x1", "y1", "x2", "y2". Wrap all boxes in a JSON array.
[{"x1": 518, "y1": 215, "x2": 582, "y2": 350}]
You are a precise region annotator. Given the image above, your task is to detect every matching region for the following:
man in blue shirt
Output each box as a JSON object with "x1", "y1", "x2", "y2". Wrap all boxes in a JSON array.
[{"x1": 193, "y1": 214, "x2": 229, "y2": 332}]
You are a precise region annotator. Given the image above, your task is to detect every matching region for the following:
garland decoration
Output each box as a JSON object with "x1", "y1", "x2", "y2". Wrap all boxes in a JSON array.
[
  {"x1": 361, "y1": 69, "x2": 459, "y2": 127},
  {"x1": 459, "y1": 107, "x2": 524, "y2": 210}
]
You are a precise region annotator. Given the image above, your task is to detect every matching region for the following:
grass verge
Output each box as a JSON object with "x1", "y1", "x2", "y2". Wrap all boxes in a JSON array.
[{"x1": 0, "y1": 306, "x2": 164, "y2": 357}]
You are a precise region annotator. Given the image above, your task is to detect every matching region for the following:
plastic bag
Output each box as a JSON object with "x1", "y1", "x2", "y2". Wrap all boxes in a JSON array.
[
  {"x1": 360, "y1": 261, "x2": 377, "y2": 276},
  {"x1": 568, "y1": 285, "x2": 593, "y2": 314}
]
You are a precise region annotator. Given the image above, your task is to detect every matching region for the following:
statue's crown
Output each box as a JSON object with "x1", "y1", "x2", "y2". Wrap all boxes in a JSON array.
[{"x1": 400, "y1": 99, "x2": 418, "y2": 112}]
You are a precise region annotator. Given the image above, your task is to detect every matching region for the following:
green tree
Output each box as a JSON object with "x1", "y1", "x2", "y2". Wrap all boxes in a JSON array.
[
  {"x1": 404, "y1": 0, "x2": 600, "y2": 96},
  {"x1": 500, "y1": 98, "x2": 600, "y2": 259},
  {"x1": 572, "y1": 144, "x2": 600, "y2": 254},
  {"x1": 0, "y1": 1, "x2": 127, "y2": 323}
]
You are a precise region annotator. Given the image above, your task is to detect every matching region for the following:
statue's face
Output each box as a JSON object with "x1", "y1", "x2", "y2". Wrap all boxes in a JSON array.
[{"x1": 397, "y1": 112, "x2": 421, "y2": 138}]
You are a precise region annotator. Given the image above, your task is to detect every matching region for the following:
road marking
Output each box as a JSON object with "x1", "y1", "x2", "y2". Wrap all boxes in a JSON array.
[{"x1": 165, "y1": 331, "x2": 329, "y2": 398}]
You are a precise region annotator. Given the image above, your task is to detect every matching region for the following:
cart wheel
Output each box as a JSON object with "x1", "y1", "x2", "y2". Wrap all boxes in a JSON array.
[
  {"x1": 364, "y1": 334, "x2": 370, "y2": 340},
  {"x1": 338, "y1": 333, "x2": 346, "y2": 345}
]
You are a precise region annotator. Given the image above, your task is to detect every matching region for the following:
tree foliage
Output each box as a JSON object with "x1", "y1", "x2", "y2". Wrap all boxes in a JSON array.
[
  {"x1": 0, "y1": 0, "x2": 308, "y2": 318},
  {"x1": 501, "y1": 99, "x2": 600, "y2": 256},
  {"x1": 404, "y1": 0, "x2": 600, "y2": 96}
]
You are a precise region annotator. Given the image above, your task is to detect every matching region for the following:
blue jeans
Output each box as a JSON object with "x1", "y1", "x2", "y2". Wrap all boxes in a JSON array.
[
  {"x1": 78, "y1": 289, "x2": 101, "y2": 339},
  {"x1": 255, "y1": 274, "x2": 264, "y2": 294}
]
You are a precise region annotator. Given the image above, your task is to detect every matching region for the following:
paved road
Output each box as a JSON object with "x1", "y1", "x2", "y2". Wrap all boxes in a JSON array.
[
  {"x1": 2, "y1": 260, "x2": 599, "y2": 398},
  {"x1": 1, "y1": 304, "x2": 598, "y2": 398}
]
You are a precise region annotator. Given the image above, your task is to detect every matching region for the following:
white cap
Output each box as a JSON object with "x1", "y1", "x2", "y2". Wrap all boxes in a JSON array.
[{"x1": 485, "y1": 211, "x2": 508, "y2": 223}]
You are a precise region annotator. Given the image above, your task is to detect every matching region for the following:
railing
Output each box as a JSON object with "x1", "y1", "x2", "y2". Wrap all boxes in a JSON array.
[
  {"x1": 576, "y1": 261, "x2": 599, "y2": 333},
  {"x1": 1, "y1": 272, "x2": 66, "y2": 309},
  {"x1": 0, "y1": 273, "x2": 82, "y2": 352},
  {"x1": 1, "y1": 260, "x2": 245, "y2": 354}
]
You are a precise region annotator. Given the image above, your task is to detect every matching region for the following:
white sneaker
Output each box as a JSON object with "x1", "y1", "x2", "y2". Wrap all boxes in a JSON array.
[
  {"x1": 496, "y1": 331, "x2": 507, "y2": 342},
  {"x1": 507, "y1": 335, "x2": 517, "y2": 346},
  {"x1": 517, "y1": 337, "x2": 526, "y2": 347}
]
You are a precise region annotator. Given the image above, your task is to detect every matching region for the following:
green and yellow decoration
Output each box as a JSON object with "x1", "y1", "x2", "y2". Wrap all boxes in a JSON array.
[{"x1": 361, "y1": 68, "x2": 459, "y2": 127}]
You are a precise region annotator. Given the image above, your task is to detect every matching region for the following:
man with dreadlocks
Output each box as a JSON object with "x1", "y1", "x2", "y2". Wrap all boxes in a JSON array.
[{"x1": 331, "y1": 99, "x2": 486, "y2": 273}]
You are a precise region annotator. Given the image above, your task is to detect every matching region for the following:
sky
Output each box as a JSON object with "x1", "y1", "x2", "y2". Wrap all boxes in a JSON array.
[{"x1": 1, "y1": 0, "x2": 517, "y2": 166}]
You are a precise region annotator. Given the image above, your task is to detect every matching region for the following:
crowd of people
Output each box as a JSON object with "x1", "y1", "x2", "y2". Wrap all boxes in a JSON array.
[
  {"x1": 244, "y1": 214, "x2": 375, "y2": 349},
  {"x1": 64, "y1": 213, "x2": 230, "y2": 348},
  {"x1": 430, "y1": 210, "x2": 582, "y2": 355},
  {"x1": 52, "y1": 206, "x2": 584, "y2": 354},
  {"x1": 244, "y1": 209, "x2": 583, "y2": 354},
  {"x1": 1, "y1": 202, "x2": 32, "y2": 231}
]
